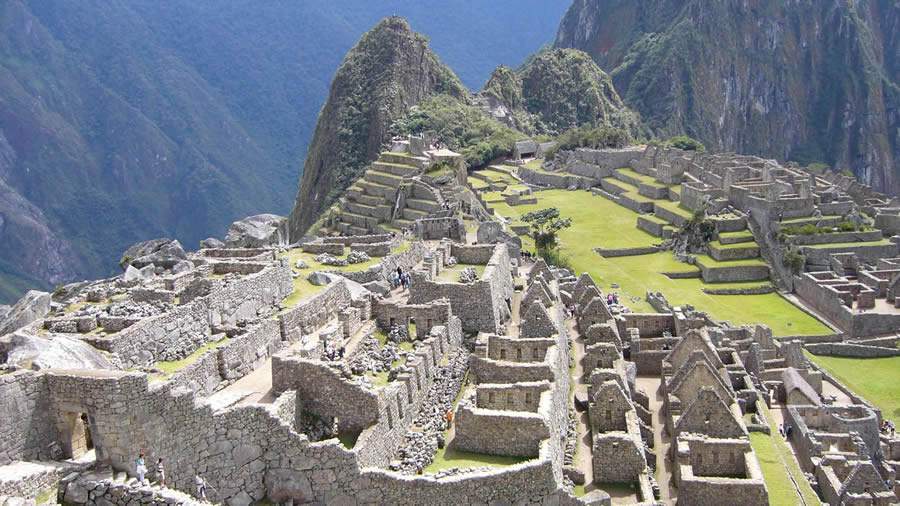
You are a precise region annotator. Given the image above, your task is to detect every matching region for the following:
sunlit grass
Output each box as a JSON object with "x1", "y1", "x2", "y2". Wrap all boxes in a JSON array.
[{"x1": 806, "y1": 354, "x2": 900, "y2": 423}]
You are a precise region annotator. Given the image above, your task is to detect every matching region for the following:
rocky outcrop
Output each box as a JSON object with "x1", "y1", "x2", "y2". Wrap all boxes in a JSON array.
[
  {"x1": 225, "y1": 214, "x2": 288, "y2": 248},
  {"x1": 0, "y1": 291, "x2": 51, "y2": 336},
  {"x1": 287, "y1": 17, "x2": 468, "y2": 238},
  {"x1": 555, "y1": 0, "x2": 900, "y2": 195},
  {"x1": 1, "y1": 333, "x2": 113, "y2": 370},
  {"x1": 481, "y1": 48, "x2": 639, "y2": 135},
  {"x1": 119, "y1": 239, "x2": 187, "y2": 270}
]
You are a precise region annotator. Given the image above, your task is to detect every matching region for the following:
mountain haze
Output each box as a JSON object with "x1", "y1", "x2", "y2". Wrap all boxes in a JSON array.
[{"x1": 0, "y1": 0, "x2": 568, "y2": 302}]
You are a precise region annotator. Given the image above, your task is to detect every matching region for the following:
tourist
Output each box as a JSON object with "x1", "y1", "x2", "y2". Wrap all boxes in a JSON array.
[
  {"x1": 156, "y1": 458, "x2": 165, "y2": 487},
  {"x1": 195, "y1": 475, "x2": 207, "y2": 500},
  {"x1": 785, "y1": 424, "x2": 793, "y2": 438},
  {"x1": 778, "y1": 424, "x2": 785, "y2": 438},
  {"x1": 390, "y1": 271, "x2": 400, "y2": 289},
  {"x1": 397, "y1": 266, "x2": 403, "y2": 280},
  {"x1": 338, "y1": 346, "x2": 345, "y2": 359},
  {"x1": 135, "y1": 452, "x2": 148, "y2": 486},
  {"x1": 612, "y1": 293, "x2": 619, "y2": 305}
]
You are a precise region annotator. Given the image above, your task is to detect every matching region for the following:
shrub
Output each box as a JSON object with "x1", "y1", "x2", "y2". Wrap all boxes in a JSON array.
[
  {"x1": 797, "y1": 224, "x2": 819, "y2": 236},
  {"x1": 667, "y1": 135, "x2": 705, "y2": 152},
  {"x1": 783, "y1": 248, "x2": 806, "y2": 274},
  {"x1": 545, "y1": 125, "x2": 632, "y2": 160}
]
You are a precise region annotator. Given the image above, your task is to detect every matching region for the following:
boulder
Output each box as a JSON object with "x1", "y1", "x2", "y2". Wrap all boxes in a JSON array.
[
  {"x1": 307, "y1": 271, "x2": 335, "y2": 286},
  {"x1": 122, "y1": 265, "x2": 142, "y2": 283},
  {"x1": 199, "y1": 237, "x2": 225, "y2": 249},
  {"x1": 225, "y1": 214, "x2": 288, "y2": 248},
  {"x1": 0, "y1": 305, "x2": 10, "y2": 321},
  {"x1": 172, "y1": 260, "x2": 194, "y2": 274},
  {"x1": 476, "y1": 221, "x2": 502, "y2": 244},
  {"x1": 363, "y1": 280, "x2": 390, "y2": 296},
  {"x1": 2, "y1": 333, "x2": 113, "y2": 370},
  {"x1": 0, "y1": 290, "x2": 52, "y2": 336},
  {"x1": 120, "y1": 238, "x2": 187, "y2": 270}
]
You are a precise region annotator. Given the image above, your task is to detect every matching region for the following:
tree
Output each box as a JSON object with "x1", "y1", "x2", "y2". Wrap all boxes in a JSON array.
[{"x1": 521, "y1": 207, "x2": 572, "y2": 251}]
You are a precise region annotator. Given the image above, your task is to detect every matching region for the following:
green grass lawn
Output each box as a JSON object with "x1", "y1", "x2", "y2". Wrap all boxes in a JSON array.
[
  {"x1": 467, "y1": 176, "x2": 490, "y2": 190},
  {"x1": 805, "y1": 354, "x2": 900, "y2": 423},
  {"x1": 424, "y1": 446, "x2": 528, "y2": 473},
  {"x1": 485, "y1": 189, "x2": 831, "y2": 336},
  {"x1": 279, "y1": 245, "x2": 397, "y2": 308},
  {"x1": 750, "y1": 429, "x2": 820, "y2": 506},
  {"x1": 653, "y1": 199, "x2": 693, "y2": 219}
]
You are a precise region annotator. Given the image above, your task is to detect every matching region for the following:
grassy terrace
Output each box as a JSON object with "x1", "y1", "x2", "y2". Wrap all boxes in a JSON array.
[
  {"x1": 749, "y1": 403, "x2": 820, "y2": 506},
  {"x1": 806, "y1": 354, "x2": 900, "y2": 423},
  {"x1": 708, "y1": 240, "x2": 759, "y2": 250},
  {"x1": 719, "y1": 230, "x2": 755, "y2": 241},
  {"x1": 485, "y1": 189, "x2": 830, "y2": 336},
  {"x1": 467, "y1": 176, "x2": 490, "y2": 190},
  {"x1": 653, "y1": 199, "x2": 693, "y2": 219},
  {"x1": 616, "y1": 167, "x2": 666, "y2": 188},
  {"x1": 602, "y1": 177, "x2": 638, "y2": 193},
  {"x1": 780, "y1": 215, "x2": 842, "y2": 225},
  {"x1": 279, "y1": 242, "x2": 409, "y2": 308},
  {"x1": 694, "y1": 254, "x2": 767, "y2": 268},
  {"x1": 476, "y1": 168, "x2": 518, "y2": 184}
]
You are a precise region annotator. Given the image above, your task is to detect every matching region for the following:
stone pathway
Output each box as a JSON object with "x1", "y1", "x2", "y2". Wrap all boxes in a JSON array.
[
  {"x1": 566, "y1": 317, "x2": 594, "y2": 486},
  {"x1": 635, "y1": 375, "x2": 675, "y2": 505}
]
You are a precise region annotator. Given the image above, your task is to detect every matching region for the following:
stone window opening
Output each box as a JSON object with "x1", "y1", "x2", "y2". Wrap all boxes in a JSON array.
[
  {"x1": 532, "y1": 348, "x2": 541, "y2": 360},
  {"x1": 507, "y1": 393, "x2": 514, "y2": 407},
  {"x1": 500, "y1": 349, "x2": 507, "y2": 360},
  {"x1": 516, "y1": 348, "x2": 522, "y2": 361},
  {"x1": 525, "y1": 392, "x2": 533, "y2": 405}
]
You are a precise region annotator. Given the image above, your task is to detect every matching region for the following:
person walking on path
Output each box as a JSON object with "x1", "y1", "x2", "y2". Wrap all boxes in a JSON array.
[
  {"x1": 135, "y1": 452, "x2": 148, "y2": 486},
  {"x1": 195, "y1": 475, "x2": 207, "y2": 500},
  {"x1": 156, "y1": 458, "x2": 165, "y2": 487}
]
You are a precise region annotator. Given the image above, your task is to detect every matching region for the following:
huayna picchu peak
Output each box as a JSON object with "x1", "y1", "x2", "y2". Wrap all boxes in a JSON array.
[{"x1": 2, "y1": 4, "x2": 900, "y2": 506}]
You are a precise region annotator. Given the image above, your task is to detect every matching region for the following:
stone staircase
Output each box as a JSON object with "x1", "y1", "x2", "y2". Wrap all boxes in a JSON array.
[{"x1": 334, "y1": 152, "x2": 442, "y2": 234}]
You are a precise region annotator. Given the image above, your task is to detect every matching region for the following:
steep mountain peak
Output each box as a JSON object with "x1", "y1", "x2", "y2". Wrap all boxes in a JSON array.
[
  {"x1": 287, "y1": 16, "x2": 468, "y2": 238},
  {"x1": 479, "y1": 47, "x2": 640, "y2": 136}
]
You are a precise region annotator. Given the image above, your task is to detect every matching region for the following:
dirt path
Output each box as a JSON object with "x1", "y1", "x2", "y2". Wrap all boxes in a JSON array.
[{"x1": 635, "y1": 375, "x2": 675, "y2": 505}]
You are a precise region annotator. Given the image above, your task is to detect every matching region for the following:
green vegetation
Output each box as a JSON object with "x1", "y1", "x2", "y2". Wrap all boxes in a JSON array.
[
  {"x1": 34, "y1": 486, "x2": 58, "y2": 505},
  {"x1": 806, "y1": 355, "x2": 900, "y2": 423},
  {"x1": 781, "y1": 220, "x2": 870, "y2": 236},
  {"x1": 805, "y1": 238, "x2": 893, "y2": 249},
  {"x1": 665, "y1": 135, "x2": 705, "y2": 152},
  {"x1": 279, "y1": 245, "x2": 398, "y2": 308},
  {"x1": 782, "y1": 248, "x2": 807, "y2": 274},
  {"x1": 485, "y1": 190, "x2": 830, "y2": 336},
  {"x1": 425, "y1": 445, "x2": 528, "y2": 473},
  {"x1": 749, "y1": 407, "x2": 820, "y2": 505},
  {"x1": 337, "y1": 431, "x2": 360, "y2": 449},
  {"x1": 394, "y1": 94, "x2": 521, "y2": 167},
  {"x1": 545, "y1": 125, "x2": 631, "y2": 159}
]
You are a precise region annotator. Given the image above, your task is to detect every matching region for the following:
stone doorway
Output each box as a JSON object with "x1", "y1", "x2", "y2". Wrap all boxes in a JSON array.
[{"x1": 59, "y1": 411, "x2": 96, "y2": 459}]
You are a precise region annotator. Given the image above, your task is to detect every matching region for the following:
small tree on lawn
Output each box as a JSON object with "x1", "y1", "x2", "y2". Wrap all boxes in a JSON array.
[{"x1": 522, "y1": 207, "x2": 572, "y2": 253}]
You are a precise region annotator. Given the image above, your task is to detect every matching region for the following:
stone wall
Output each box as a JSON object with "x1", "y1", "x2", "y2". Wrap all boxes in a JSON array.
[
  {"x1": 452, "y1": 396, "x2": 550, "y2": 457},
  {"x1": 371, "y1": 300, "x2": 451, "y2": 339},
  {"x1": 278, "y1": 280, "x2": 351, "y2": 340},
  {"x1": 409, "y1": 245, "x2": 513, "y2": 333},
  {"x1": 301, "y1": 242, "x2": 345, "y2": 255},
  {"x1": 0, "y1": 372, "x2": 57, "y2": 465}
]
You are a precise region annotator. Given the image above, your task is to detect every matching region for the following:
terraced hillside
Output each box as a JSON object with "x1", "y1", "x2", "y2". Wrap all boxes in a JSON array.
[{"x1": 475, "y1": 165, "x2": 831, "y2": 337}]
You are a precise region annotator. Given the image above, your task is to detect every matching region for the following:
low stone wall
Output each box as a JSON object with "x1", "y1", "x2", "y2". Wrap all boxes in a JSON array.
[
  {"x1": 278, "y1": 280, "x2": 351, "y2": 340},
  {"x1": 518, "y1": 167, "x2": 594, "y2": 189},
  {"x1": 452, "y1": 399, "x2": 550, "y2": 458},
  {"x1": 371, "y1": 299, "x2": 451, "y2": 338},
  {"x1": 702, "y1": 285, "x2": 775, "y2": 295},
  {"x1": 805, "y1": 342, "x2": 900, "y2": 358},
  {"x1": 352, "y1": 241, "x2": 391, "y2": 257},
  {"x1": 301, "y1": 242, "x2": 345, "y2": 255},
  {"x1": 699, "y1": 263, "x2": 770, "y2": 283},
  {"x1": 787, "y1": 229, "x2": 883, "y2": 246},
  {"x1": 801, "y1": 241, "x2": 899, "y2": 266},
  {"x1": 594, "y1": 246, "x2": 659, "y2": 258},
  {"x1": 794, "y1": 273, "x2": 900, "y2": 337},
  {"x1": 322, "y1": 234, "x2": 392, "y2": 245}
]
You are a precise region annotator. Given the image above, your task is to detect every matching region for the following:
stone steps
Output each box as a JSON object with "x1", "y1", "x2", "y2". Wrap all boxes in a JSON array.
[
  {"x1": 345, "y1": 201, "x2": 386, "y2": 220},
  {"x1": 405, "y1": 198, "x2": 442, "y2": 213},
  {"x1": 381, "y1": 151, "x2": 429, "y2": 169},
  {"x1": 401, "y1": 207, "x2": 429, "y2": 221},
  {"x1": 718, "y1": 230, "x2": 755, "y2": 245},
  {"x1": 352, "y1": 193, "x2": 386, "y2": 207},
  {"x1": 357, "y1": 179, "x2": 396, "y2": 199},
  {"x1": 372, "y1": 160, "x2": 419, "y2": 177},
  {"x1": 365, "y1": 170, "x2": 404, "y2": 187},
  {"x1": 338, "y1": 211, "x2": 381, "y2": 229}
]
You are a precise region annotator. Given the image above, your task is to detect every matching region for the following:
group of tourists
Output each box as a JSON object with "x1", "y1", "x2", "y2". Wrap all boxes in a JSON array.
[
  {"x1": 134, "y1": 451, "x2": 209, "y2": 500},
  {"x1": 390, "y1": 266, "x2": 411, "y2": 290},
  {"x1": 882, "y1": 419, "x2": 896, "y2": 436},
  {"x1": 606, "y1": 292, "x2": 620, "y2": 306}
]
